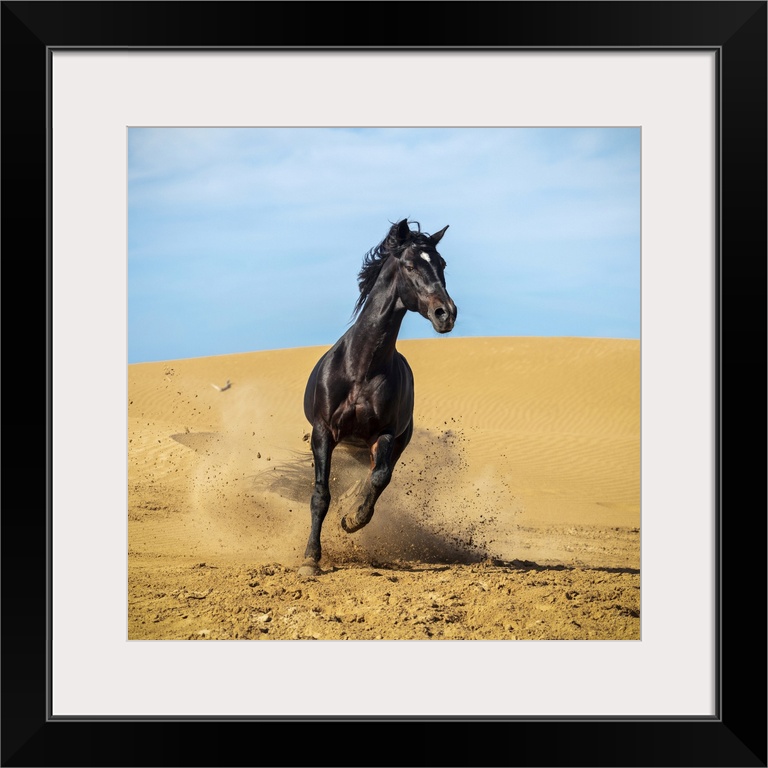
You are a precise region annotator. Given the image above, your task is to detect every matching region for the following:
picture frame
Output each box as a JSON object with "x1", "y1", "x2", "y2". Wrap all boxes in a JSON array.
[{"x1": 4, "y1": 1, "x2": 765, "y2": 765}]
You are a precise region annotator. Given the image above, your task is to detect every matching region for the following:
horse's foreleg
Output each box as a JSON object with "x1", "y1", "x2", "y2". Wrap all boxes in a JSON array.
[
  {"x1": 341, "y1": 431, "x2": 401, "y2": 534},
  {"x1": 299, "y1": 424, "x2": 335, "y2": 578}
]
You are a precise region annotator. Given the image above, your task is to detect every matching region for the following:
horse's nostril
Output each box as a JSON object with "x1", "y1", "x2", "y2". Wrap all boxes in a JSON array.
[{"x1": 435, "y1": 307, "x2": 446, "y2": 319}]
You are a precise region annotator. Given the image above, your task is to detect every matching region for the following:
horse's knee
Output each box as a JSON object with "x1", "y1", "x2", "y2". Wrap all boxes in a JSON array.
[
  {"x1": 370, "y1": 465, "x2": 393, "y2": 492},
  {"x1": 312, "y1": 485, "x2": 330, "y2": 503},
  {"x1": 370, "y1": 436, "x2": 396, "y2": 482},
  {"x1": 310, "y1": 485, "x2": 330, "y2": 515}
]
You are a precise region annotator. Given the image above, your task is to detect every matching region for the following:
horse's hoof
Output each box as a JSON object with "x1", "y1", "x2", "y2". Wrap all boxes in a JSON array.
[
  {"x1": 298, "y1": 561, "x2": 321, "y2": 579},
  {"x1": 341, "y1": 515, "x2": 364, "y2": 534}
]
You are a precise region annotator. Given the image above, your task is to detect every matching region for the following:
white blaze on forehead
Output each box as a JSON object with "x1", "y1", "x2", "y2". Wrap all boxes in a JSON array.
[{"x1": 420, "y1": 251, "x2": 431, "y2": 263}]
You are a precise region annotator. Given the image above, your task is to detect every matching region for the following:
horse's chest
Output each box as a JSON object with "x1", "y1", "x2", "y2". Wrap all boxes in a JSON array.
[{"x1": 330, "y1": 377, "x2": 406, "y2": 441}]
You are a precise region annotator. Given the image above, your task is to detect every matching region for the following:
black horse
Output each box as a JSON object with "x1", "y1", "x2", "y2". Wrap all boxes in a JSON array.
[{"x1": 299, "y1": 219, "x2": 457, "y2": 577}]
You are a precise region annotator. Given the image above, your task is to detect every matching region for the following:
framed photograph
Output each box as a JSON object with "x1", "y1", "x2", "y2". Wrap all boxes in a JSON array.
[{"x1": 5, "y1": 2, "x2": 765, "y2": 765}]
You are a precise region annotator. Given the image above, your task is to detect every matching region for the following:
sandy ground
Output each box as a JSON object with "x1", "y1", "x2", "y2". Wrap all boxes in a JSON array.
[{"x1": 128, "y1": 336, "x2": 640, "y2": 640}]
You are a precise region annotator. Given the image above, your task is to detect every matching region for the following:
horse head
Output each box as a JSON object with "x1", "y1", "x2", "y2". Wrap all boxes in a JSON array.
[{"x1": 391, "y1": 219, "x2": 457, "y2": 334}]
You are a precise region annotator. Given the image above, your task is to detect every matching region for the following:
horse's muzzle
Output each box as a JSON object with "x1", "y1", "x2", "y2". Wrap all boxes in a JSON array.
[{"x1": 429, "y1": 300, "x2": 457, "y2": 334}]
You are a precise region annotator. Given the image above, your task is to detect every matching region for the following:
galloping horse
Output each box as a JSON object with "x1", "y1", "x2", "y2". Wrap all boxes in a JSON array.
[{"x1": 299, "y1": 219, "x2": 457, "y2": 577}]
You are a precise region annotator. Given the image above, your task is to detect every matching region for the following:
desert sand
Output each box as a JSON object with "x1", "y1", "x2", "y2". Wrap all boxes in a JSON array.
[{"x1": 128, "y1": 336, "x2": 640, "y2": 640}]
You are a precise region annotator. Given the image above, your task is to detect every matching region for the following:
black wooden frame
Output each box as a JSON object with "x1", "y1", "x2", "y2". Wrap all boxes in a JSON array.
[{"x1": 3, "y1": 2, "x2": 765, "y2": 766}]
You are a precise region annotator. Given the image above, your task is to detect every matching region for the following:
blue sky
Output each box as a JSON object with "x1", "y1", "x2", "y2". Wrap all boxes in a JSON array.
[{"x1": 128, "y1": 127, "x2": 640, "y2": 364}]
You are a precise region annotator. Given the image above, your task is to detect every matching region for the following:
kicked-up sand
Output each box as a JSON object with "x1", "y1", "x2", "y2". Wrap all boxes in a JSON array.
[{"x1": 128, "y1": 336, "x2": 640, "y2": 640}]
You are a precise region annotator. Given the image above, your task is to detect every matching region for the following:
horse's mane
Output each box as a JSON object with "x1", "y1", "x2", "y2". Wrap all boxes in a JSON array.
[{"x1": 353, "y1": 220, "x2": 437, "y2": 317}]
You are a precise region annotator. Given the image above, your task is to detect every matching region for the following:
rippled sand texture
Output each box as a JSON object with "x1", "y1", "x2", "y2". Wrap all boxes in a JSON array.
[{"x1": 128, "y1": 337, "x2": 640, "y2": 640}]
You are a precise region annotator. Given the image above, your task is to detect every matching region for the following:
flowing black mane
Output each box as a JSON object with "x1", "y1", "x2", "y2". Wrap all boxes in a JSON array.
[{"x1": 353, "y1": 220, "x2": 440, "y2": 317}]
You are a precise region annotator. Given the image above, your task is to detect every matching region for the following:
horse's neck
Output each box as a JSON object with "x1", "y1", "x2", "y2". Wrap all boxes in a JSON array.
[{"x1": 347, "y1": 280, "x2": 406, "y2": 378}]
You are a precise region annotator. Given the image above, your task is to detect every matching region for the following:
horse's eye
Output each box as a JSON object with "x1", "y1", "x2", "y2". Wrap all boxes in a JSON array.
[{"x1": 404, "y1": 263, "x2": 415, "y2": 272}]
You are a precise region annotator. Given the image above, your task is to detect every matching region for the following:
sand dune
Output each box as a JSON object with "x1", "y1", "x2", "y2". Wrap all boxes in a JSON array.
[{"x1": 128, "y1": 336, "x2": 640, "y2": 640}]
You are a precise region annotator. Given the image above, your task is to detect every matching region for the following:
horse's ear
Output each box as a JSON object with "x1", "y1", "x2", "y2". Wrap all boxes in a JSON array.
[
  {"x1": 430, "y1": 225, "x2": 449, "y2": 245},
  {"x1": 387, "y1": 219, "x2": 411, "y2": 255}
]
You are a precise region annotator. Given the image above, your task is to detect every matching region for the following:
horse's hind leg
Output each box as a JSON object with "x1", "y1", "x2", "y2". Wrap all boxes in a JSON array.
[
  {"x1": 341, "y1": 424, "x2": 411, "y2": 534},
  {"x1": 299, "y1": 424, "x2": 335, "y2": 578}
]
